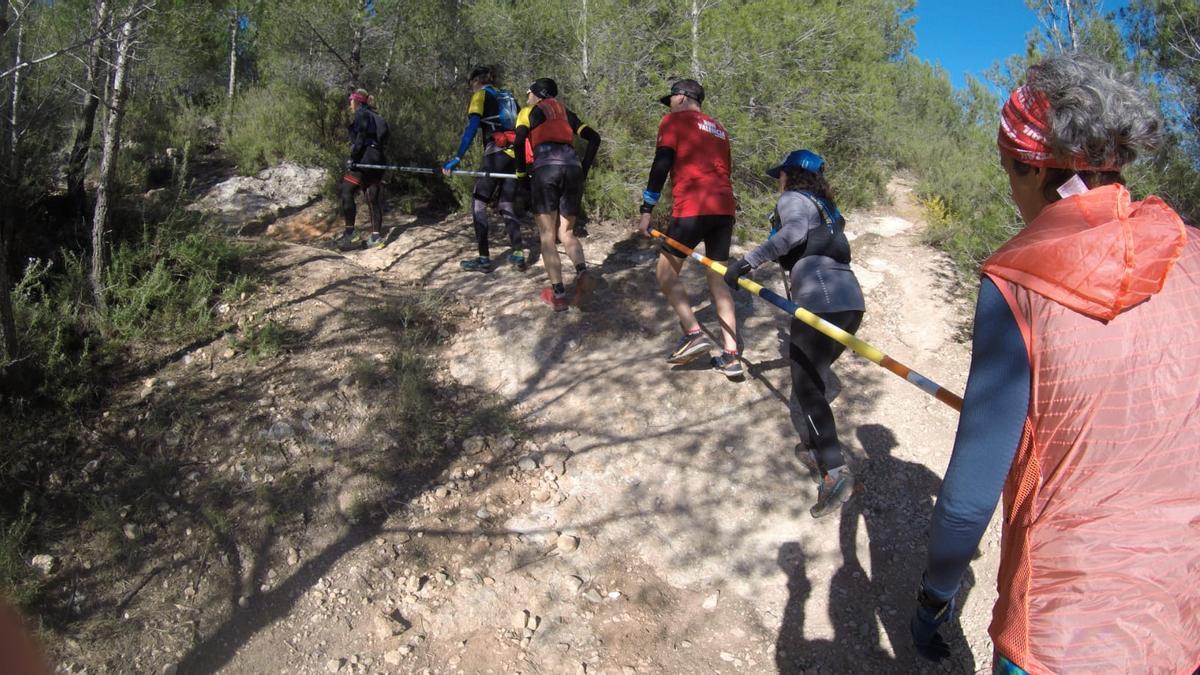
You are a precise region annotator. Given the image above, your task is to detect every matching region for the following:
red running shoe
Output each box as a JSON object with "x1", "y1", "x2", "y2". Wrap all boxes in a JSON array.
[{"x1": 539, "y1": 287, "x2": 569, "y2": 312}]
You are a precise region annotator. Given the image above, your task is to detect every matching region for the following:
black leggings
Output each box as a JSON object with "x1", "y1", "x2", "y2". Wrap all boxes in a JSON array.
[
  {"x1": 789, "y1": 310, "x2": 863, "y2": 474},
  {"x1": 340, "y1": 179, "x2": 383, "y2": 232}
]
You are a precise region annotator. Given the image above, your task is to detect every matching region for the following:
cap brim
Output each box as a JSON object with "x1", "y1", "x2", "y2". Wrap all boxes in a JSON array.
[
  {"x1": 766, "y1": 165, "x2": 784, "y2": 179},
  {"x1": 659, "y1": 94, "x2": 673, "y2": 106}
]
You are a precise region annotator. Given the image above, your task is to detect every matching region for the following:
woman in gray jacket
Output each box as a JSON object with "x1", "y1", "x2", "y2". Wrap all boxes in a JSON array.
[{"x1": 724, "y1": 150, "x2": 865, "y2": 518}]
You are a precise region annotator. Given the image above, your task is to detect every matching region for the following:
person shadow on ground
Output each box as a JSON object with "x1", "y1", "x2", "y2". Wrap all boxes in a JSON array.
[{"x1": 775, "y1": 424, "x2": 978, "y2": 674}]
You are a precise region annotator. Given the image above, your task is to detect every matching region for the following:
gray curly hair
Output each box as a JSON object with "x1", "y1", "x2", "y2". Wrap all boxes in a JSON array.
[{"x1": 1026, "y1": 53, "x2": 1162, "y2": 169}]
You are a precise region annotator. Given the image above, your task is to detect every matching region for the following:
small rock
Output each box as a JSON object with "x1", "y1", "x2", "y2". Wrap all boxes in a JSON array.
[
  {"x1": 384, "y1": 651, "x2": 402, "y2": 666},
  {"x1": 287, "y1": 548, "x2": 300, "y2": 566},
  {"x1": 460, "y1": 567, "x2": 482, "y2": 584},
  {"x1": 123, "y1": 523, "x2": 141, "y2": 540},
  {"x1": 517, "y1": 456, "x2": 538, "y2": 472},
  {"x1": 702, "y1": 591, "x2": 720, "y2": 610},
  {"x1": 221, "y1": 348, "x2": 236, "y2": 359},
  {"x1": 607, "y1": 591, "x2": 622, "y2": 600},
  {"x1": 531, "y1": 489, "x2": 551, "y2": 503},
  {"x1": 496, "y1": 434, "x2": 517, "y2": 453},
  {"x1": 325, "y1": 658, "x2": 344, "y2": 673},
  {"x1": 556, "y1": 534, "x2": 579, "y2": 553},
  {"x1": 30, "y1": 554, "x2": 56, "y2": 576},
  {"x1": 434, "y1": 486, "x2": 450, "y2": 499},
  {"x1": 583, "y1": 589, "x2": 603, "y2": 603},
  {"x1": 398, "y1": 645, "x2": 413, "y2": 656},
  {"x1": 267, "y1": 422, "x2": 294, "y2": 441},
  {"x1": 238, "y1": 596, "x2": 250, "y2": 608},
  {"x1": 463, "y1": 436, "x2": 487, "y2": 455},
  {"x1": 162, "y1": 664, "x2": 179, "y2": 675},
  {"x1": 720, "y1": 652, "x2": 736, "y2": 662},
  {"x1": 513, "y1": 609, "x2": 530, "y2": 630},
  {"x1": 475, "y1": 507, "x2": 492, "y2": 520},
  {"x1": 83, "y1": 459, "x2": 101, "y2": 474},
  {"x1": 566, "y1": 575, "x2": 584, "y2": 594},
  {"x1": 526, "y1": 613, "x2": 541, "y2": 631}
]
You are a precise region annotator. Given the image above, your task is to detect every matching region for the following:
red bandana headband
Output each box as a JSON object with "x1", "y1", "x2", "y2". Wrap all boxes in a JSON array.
[
  {"x1": 349, "y1": 91, "x2": 369, "y2": 105},
  {"x1": 997, "y1": 85, "x2": 1119, "y2": 172}
]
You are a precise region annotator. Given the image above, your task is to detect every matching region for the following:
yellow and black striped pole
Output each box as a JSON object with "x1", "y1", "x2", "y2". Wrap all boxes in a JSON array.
[{"x1": 650, "y1": 229, "x2": 964, "y2": 412}]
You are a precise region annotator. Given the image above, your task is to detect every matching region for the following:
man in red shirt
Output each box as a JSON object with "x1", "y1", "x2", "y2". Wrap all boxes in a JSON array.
[{"x1": 638, "y1": 79, "x2": 741, "y2": 378}]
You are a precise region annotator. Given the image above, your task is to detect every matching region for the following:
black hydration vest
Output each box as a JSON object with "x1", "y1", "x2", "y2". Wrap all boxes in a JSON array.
[{"x1": 776, "y1": 191, "x2": 852, "y2": 272}]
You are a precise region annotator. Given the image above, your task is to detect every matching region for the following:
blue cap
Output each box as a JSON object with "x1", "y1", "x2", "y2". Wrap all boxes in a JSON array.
[{"x1": 767, "y1": 149, "x2": 824, "y2": 179}]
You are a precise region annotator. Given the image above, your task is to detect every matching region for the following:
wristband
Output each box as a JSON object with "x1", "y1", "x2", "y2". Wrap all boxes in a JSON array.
[{"x1": 642, "y1": 190, "x2": 661, "y2": 205}]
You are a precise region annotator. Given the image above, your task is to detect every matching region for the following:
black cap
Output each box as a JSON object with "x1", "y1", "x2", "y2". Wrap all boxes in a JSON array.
[
  {"x1": 659, "y1": 78, "x2": 705, "y2": 106},
  {"x1": 529, "y1": 77, "x2": 558, "y2": 99}
]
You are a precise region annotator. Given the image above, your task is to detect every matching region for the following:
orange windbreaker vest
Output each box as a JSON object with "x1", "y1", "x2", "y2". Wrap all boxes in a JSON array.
[
  {"x1": 980, "y1": 184, "x2": 1200, "y2": 674},
  {"x1": 529, "y1": 98, "x2": 574, "y2": 150}
]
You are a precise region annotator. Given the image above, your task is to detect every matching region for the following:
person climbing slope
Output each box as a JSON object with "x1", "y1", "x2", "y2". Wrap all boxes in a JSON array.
[
  {"x1": 334, "y1": 89, "x2": 388, "y2": 250},
  {"x1": 513, "y1": 78, "x2": 601, "y2": 311},
  {"x1": 723, "y1": 150, "x2": 865, "y2": 518}
]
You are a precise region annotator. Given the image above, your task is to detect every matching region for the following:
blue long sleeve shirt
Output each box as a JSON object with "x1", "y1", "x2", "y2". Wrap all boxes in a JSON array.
[{"x1": 924, "y1": 277, "x2": 1030, "y2": 602}]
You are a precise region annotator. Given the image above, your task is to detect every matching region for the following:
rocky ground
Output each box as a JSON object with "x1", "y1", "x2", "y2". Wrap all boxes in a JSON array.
[{"x1": 39, "y1": 172, "x2": 1000, "y2": 674}]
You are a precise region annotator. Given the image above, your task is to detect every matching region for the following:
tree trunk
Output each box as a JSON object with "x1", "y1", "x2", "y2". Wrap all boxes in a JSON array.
[
  {"x1": 349, "y1": 1, "x2": 367, "y2": 87},
  {"x1": 0, "y1": 4, "x2": 18, "y2": 364},
  {"x1": 7, "y1": 17, "x2": 19, "y2": 177},
  {"x1": 1064, "y1": 0, "x2": 1078, "y2": 50},
  {"x1": 380, "y1": 9, "x2": 400, "y2": 91},
  {"x1": 66, "y1": 0, "x2": 110, "y2": 215},
  {"x1": 90, "y1": 13, "x2": 135, "y2": 311},
  {"x1": 580, "y1": 0, "x2": 589, "y2": 92},
  {"x1": 691, "y1": 0, "x2": 700, "y2": 77},
  {"x1": 226, "y1": 4, "x2": 237, "y2": 119}
]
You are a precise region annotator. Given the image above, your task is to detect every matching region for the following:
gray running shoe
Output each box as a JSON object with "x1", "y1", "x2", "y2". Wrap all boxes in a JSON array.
[
  {"x1": 667, "y1": 332, "x2": 714, "y2": 364},
  {"x1": 810, "y1": 466, "x2": 856, "y2": 519},
  {"x1": 710, "y1": 350, "x2": 744, "y2": 379},
  {"x1": 333, "y1": 230, "x2": 360, "y2": 251}
]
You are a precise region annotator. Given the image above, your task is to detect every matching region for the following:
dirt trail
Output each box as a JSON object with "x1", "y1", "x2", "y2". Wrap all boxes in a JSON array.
[
  {"x1": 205, "y1": 179, "x2": 996, "y2": 674},
  {"x1": 49, "y1": 179, "x2": 999, "y2": 674}
]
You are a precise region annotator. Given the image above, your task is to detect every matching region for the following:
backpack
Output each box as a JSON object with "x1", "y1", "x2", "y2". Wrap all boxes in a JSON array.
[
  {"x1": 482, "y1": 86, "x2": 518, "y2": 132},
  {"x1": 364, "y1": 108, "x2": 390, "y2": 149}
]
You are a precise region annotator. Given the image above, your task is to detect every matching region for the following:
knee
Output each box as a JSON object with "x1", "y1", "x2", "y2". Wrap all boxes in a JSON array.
[{"x1": 340, "y1": 185, "x2": 357, "y2": 214}]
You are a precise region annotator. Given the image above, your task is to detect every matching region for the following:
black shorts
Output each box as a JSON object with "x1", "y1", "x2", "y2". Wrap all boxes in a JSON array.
[
  {"x1": 344, "y1": 147, "x2": 385, "y2": 188},
  {"x1": 530, "y1": 163, "x2": 583, "y2": 216},
  {"x1": 473, "y1": 151, "x2": 518, "y2": 204},
  {"x1": 661, "y1": 214, "x2": 734, "y2": 261}
]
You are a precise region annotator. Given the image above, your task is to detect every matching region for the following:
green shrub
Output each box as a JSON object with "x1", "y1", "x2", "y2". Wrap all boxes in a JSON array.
[
  {"x1": 225, "y1": 82, "x2": 343, "y2": 175},
  {"x1": 0, "y1": 497, "x2": 38, "y2": 609}
]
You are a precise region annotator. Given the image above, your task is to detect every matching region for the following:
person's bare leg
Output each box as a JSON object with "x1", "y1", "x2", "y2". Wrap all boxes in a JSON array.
[
  {"x1": 656, "y1": 253, "x2": 700, "y2": 333},
  {"x1": 705, "y1": 264, "x2": 739, "y2": 351},
  {"x1": 557, "y1": 214, "x2": 585, "y2": 268},
  {"x1": 536, "y1": 212, "x2": 562, "y2": 285}
]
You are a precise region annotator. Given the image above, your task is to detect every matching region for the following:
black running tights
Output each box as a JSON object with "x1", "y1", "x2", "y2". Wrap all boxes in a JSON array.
[{"x1": 789, "y1": 310, "x2": 863, "y2": 474}]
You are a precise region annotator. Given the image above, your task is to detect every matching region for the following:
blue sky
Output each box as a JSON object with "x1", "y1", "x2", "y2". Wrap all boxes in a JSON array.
[{"x1": 909, "y1": 0, "x2": 1040, "y2": 89}]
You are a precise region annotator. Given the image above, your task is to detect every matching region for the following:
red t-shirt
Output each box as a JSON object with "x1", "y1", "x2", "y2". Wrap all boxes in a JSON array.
[{"x1": 656, "y1": 110, "x2": 735, "y2": 218}]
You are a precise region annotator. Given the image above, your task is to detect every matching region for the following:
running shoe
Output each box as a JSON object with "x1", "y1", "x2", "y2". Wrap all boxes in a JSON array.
[
  {"x1": 667, "y1": 332, "x2": 714, "y2": 364},
  {"x1": 333, "y1": 230, "x2": 361, "y2": 251},
  {"x1": 711, "y1": 350, "x2": 744, "y2": 379},
  {"x1": 366, "y1": 232, "x2": 386, "y2": 249},
  {"x1": 539, "y1": 287, "x2": 569, "y2": 312},
  {"x1": 460, "y1": 257, "x2": 494, "y2": 273},
  {"x1": 810, "y1": 466, "x2": 856, "y2": 519},
  {"x1": 510, "y1": 251, "x2": 527, "y2": 270}
]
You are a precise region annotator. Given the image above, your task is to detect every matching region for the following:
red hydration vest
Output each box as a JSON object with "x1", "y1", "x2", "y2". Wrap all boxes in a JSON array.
[
  {"x1": 529, "y1": 98, "x2": 575, "y2": 151},
  {"x1": 980, "y1": 184, "x2": 1200, "y2": 674}
]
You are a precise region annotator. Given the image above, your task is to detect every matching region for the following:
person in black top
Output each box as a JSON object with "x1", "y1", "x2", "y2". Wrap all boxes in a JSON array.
[
  {"x1": 334, "y1": 89, "x2": 388, "y2": 250},
  {"x1": 513, "y1": 78, "x2": 601, "y2": 311}
]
